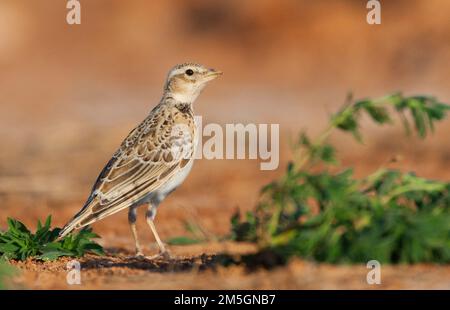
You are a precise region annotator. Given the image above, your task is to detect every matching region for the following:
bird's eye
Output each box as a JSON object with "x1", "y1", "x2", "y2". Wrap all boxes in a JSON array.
[{"x1": 185, "y1": 69, "x2": 194, "y2": 76}]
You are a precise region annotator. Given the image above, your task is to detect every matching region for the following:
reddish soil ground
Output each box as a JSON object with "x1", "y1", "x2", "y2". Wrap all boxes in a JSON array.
[
  {"x1": 7, "y1": 246, "x2": 450, "y2": 290},
  {"x1": 1, "y1": 0, "x2": 449, "y2": 289}
]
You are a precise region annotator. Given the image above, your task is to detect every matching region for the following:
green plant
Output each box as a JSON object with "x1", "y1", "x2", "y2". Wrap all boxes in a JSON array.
[
  {"x1": 0, "y1": 216, "x2": 104, "y2": 261},
  {"x1": 231, "y1": 93, "x2": 450, "y2": 264},
  {"x1": 0, "y1": 260, "x2": 15, "y2": 289},
  {"x1": 167, "y1": 218, "x2": 219, "y2": 245}
]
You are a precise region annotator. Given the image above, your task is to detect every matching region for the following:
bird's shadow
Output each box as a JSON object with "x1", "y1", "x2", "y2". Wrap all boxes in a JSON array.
[{"x1": 80, "y1": 248, "x2": 217, "y2": 273}]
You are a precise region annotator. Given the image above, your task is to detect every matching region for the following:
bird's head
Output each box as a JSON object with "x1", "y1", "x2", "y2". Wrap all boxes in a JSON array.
[{"x1": 164, "y1": 63, "x2": 222, "y2": 103}]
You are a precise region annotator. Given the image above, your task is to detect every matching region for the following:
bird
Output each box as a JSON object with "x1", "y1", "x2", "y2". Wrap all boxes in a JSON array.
[{"x1": 58, "y1": 63, "x2": 222, "y2": 258}]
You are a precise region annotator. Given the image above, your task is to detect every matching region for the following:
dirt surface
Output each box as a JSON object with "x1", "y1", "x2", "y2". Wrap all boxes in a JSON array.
[
  {"x1": 7, "y1": 245, "x2": 450, "y2": 290},
  {"x1": 1, "y1": 0, "x2": 450, "y2": 289}
]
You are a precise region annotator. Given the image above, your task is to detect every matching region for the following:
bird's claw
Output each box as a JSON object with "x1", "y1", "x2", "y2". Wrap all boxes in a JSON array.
[{"x1": 145, "y1": 250, "x2": 171, "y2": 260}]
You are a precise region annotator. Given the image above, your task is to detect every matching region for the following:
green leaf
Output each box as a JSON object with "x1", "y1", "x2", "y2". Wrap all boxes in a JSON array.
[
  {"x1": 0, "y1": 216, "x2": 104, "y2": 261},
  {"x1": 38, "y1": 251, "x2": 74, "y2": 261},
  {"x1": 167, "y1": 236, "x2": 203, "y2": 245},
  {"x1": 0, "y1": 243, "x2": 19, "y2": 254}
]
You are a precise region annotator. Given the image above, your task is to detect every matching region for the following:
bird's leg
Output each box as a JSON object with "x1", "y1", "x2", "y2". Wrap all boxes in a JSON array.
[
  {"x1": 128, "y1": 206, "x2": 144, "y2": 257},
  {"x1": 145, "y1": 204, "x2": 170, "y2": 259}
]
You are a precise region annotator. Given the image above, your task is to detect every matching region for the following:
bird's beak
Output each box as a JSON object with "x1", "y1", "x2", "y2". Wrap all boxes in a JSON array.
[{"x1": 205, "y1": 68, "x2": 223, "y2": 79}]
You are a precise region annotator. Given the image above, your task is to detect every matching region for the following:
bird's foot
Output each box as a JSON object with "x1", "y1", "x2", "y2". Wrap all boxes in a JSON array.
[
  {"x1": 134, "y1": 251, "x2": 145, "y2": 258},
  {"x1": 125, "y1": 249, "x2": 145, "y2": 260},
  {"x1": 145, "y1": 250, "x2": 171, "y2": 260}
]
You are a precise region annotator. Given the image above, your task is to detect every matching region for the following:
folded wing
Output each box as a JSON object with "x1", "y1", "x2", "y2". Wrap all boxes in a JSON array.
[{"x1": 59, "y1": 105, "x2": 195, "y2": 238}]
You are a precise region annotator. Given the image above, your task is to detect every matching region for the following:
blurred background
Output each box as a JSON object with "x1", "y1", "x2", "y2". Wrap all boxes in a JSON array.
[{"x1": 0, "y1": 0, "x2": 449, "y2": 285}]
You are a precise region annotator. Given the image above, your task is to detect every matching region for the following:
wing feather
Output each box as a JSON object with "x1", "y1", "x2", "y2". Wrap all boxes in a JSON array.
[{"x1": 58, "y1": 103, "x2": 196, "y2": 237}]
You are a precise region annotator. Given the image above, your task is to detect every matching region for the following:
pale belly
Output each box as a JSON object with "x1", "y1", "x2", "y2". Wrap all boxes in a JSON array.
[
  {"x1": 155, "y1": 158, "x2": 195, "y2": 198},
  {"x1": 134, "y1": 158, "x2": 195, "y2": 207}
]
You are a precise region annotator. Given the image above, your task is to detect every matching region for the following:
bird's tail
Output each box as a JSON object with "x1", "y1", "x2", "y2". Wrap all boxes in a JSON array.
[
  {"x1": 57, "y1": 198, "x2": 97, "y2": 240},
  {"x1": 57, "y1": 195, "x2": 123, "y2": 240},
  {"x1": 57, "y1": 211, "x2": 88, "y2": 240},
  {"x1": 58, "y1": 192, "x2": 136, "y2": 240},
  {"x1": 58, "y1": 219, "x2": 80, "y2": 240}
]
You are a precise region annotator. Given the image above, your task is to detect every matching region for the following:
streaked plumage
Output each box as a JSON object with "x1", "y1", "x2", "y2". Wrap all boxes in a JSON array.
[{"x1": 59, "y1": 63, "x2": 222, "y2": 257}]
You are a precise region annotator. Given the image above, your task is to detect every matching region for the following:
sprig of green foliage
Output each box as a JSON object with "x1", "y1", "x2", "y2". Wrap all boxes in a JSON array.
[
  {"x1": 167, "y1": 218, "x2": 220, "y2": 245},
  {"x1": 0, "y1": 260, "x2": 15, "y2": 290},
  {"x1": 0, "y1": 216, "x2": 104, "y2": 261},
  {"x1": 167, "y1": 221, "x2": 207, "y2": 245},
  {"x1": 231, "y1": 93, "x2": 450, "y2": 264},
  {"x1": 332, "y1": 93, "x2": 449, "y2": 140}
]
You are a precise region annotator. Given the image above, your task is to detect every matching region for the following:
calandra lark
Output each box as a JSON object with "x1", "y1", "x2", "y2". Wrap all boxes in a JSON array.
[{"x1": 59, "y1": 63, "x2": 222, "y2": 258}]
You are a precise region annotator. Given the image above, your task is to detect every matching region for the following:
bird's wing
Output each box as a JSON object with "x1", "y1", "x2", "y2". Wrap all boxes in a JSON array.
[{"x1": 59, "y1": 104, "x2": 196, "y2": 236}]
